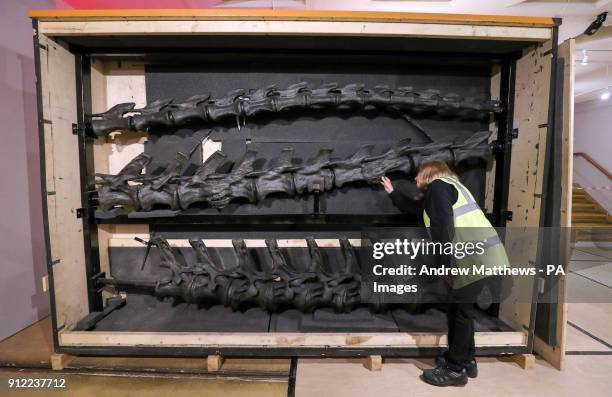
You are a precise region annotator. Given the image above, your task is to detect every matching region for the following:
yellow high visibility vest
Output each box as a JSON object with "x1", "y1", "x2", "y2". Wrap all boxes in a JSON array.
[{"x1": 423, "y1": 176, "x2": 509, "y2": 289}]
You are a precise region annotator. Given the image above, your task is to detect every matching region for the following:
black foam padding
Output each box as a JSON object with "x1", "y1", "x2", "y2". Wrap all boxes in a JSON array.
[
  {"x1": 95, "y1": 208, "x2": 124, "y2": 219},
  {"x1": 93, "y1": 294, "x2": 270, "y2": 332},
  {"x1": 128, "y1": 210, "x2": 181, "y2": 218},
  {"x1": 391, "y1": 307, "x2": 514, "y2": 332},
  {"x1": 58, "y1": 36, "x2": 532, "y2": 54},
  {"x1": 90, "y1": 299, "x2": 513, "y2": 333},
  {"x1": 271, "y1": 308, "x2": 399, "y2": 332},
  {"x1": 105, "y1": 246, "x2": 514, "y2": 333},
  {"x1": 144, "y1": 53, "x2": 489, "y2": 216}
]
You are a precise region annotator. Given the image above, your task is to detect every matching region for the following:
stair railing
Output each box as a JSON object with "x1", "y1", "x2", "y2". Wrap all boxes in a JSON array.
[{"x1": 573, "y1": 152, "x2": 611, "y2": 180}]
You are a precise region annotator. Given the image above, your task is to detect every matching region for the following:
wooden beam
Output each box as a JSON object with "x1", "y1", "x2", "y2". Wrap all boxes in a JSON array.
[
  {"x1": 364, "y1": 355, "x2": 383, "y2": 371},
  {"x1": 207, "y1": 355, "x2": 225, "y2": 372},
  {"x1": 28, "y1": 9, "x2": 556, "y2": 28},
  {"x1": 58, "y1": 330, "x2": 526, "y2": 348},
  {"x1": 511, "y1": 353, "x2": 535, "y2": 370},
  {"x1": 36, "y1": 20, "x2": 551, "y2": 42},
  {"x1": 50, "y1": 353, "x2": 75, "y2": 370},
  {"x1": 533, "y1": 335, "x2": 565, "y2": 370},
  {"x1": 531, "y1": 38, "x2": 574, "y2": 372},
  {"x1": 39, "y1": 35, "x2": 90, "y2": 329}
]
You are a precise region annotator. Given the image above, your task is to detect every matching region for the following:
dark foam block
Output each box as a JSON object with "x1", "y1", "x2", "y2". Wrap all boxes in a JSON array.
[
  {"x1": 93, "y1": 294, "x2": 271, "y2": 332},
  {"x1": 128, "y1": 210, "x2": 181, "y2": 218},
  {"x1": 88, "y1": 295, "x2": 511, "y2": 333},
  {"x1": 391, "y1": 307, "x2": 515, "y2": 333},
  {"x1": 391, "y1": 308, "x2": 448, "y2": 332},
  {"x1": 270, "y1": 308, "x2": 399, "y2": 332},
  {"x1": 95, "y1": 208, "x2": 124, "y2": 219}
]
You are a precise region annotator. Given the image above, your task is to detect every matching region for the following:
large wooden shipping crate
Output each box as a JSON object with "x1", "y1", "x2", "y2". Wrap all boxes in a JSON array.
[{"x1": 30, "y1": 10, "x2": 572, "y2": 368}]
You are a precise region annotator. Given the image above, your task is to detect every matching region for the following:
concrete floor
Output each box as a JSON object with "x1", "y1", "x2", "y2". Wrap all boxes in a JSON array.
[
  {"x1": 296, "y1": 355, "x2": 612, "y2": 397},
  {"x1": 295, "y1": 244, "x2": 612, "y2": 396},
  {"x1": 0, "y1": 318, "x2": 291, "y2": 397},
  {"x1": 566, "y1": 244, "x2": 612, "y2": 352},
  {"x1": 1, "y1": 245, "x2": 609, "y2": 397},
  {"x1": 0, "y1": 369, "x2": 289, "y2": 397}
]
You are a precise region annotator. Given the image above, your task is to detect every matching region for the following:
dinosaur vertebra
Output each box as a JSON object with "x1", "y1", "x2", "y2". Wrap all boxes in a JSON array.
[
  {"x1": 95, "y1": 130, "x2": 492, "y2": 217},
  {"x1": 89, "y1": 83, "x2": 502, "y2": 137}
]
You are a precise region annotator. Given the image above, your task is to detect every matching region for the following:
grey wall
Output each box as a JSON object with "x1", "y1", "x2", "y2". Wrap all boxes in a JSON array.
[
  {"x1": 0, "y1": 0, "x2": 54, "y2": 341},
  {"x1": 573, "y1": 99, "x2": 612, "y2": 213}
]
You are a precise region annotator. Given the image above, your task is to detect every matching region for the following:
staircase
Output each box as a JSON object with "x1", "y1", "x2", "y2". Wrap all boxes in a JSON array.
[{"x1": 572, "y1": 186, "x2": 612, "y2": 241}]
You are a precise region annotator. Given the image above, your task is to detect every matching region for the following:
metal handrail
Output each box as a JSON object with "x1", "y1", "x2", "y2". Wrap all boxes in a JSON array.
[{"x1": 574, "y1": 152, "x2": 612, "y2": 180}]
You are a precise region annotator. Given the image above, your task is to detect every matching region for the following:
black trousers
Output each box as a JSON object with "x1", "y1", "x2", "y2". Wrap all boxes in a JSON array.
[{"x1": 444, "y1": 277, "x2": 492, "y2": 372}]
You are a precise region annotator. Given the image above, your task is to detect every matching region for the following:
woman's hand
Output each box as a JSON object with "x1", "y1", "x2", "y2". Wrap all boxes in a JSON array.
[{"x1": 380, "y1": 176, "x2": 394, "y2": 194}]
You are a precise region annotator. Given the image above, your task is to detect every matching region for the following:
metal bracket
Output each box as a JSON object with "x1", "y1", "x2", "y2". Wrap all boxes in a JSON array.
[
  {"x1": 537, "y1": 277, "x2": 546, "y2": 294},
  {"x1": 76, "y1": 207, "x2": 86, "y2": 218},
  {"x1": 73, "y1": 122, "x2": 94, "y2": 137},
  {"x1": 490, "y1": 140, "x2": 505, "y2": 155},
  {"x1": 74, "y1": 294, "x2": 125, "y2": 331},
  {"x1": 313, "y1": 185, "x2": 321, "y2": 215},
  {"x1": 90, "y1": 271, "x2": 107, "y2": 293},
  {"x1": 87, "y1": 190, "x2": 99, "y2": 207}
]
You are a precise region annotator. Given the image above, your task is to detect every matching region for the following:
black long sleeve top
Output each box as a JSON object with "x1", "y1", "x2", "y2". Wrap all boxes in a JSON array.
[{"x1": 388, "y1": 179, "x2": 458, "y2": 265}]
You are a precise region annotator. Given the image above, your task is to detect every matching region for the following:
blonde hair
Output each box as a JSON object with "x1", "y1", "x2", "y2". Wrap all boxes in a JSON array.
[{"x1": 416, "y1": 161, "x2": 457, "y2": 189}]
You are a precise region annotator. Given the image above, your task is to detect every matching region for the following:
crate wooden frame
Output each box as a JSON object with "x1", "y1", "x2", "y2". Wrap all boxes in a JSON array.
[{"x1": 30, "y1": 9, "x2": 571, "y2": 367}]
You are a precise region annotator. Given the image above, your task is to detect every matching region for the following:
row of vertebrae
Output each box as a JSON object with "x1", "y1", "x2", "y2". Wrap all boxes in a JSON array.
[
  {"x1": 95, "y1": 131, "x2": 492, "y2": 215},
  {"x1": 89, "y1": 82, "x2": 503, "y2": 137},
  {"x1": 149, "y1": 236, "x2": 363, "y2": 313}
]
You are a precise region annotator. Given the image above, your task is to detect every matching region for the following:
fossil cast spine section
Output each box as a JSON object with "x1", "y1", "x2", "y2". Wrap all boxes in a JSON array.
[
  {"x1": 146, "y1": 236, "x2": 363, "y2": 313},
  {"x1": 89, "y1": 83, "x2": 503, "y2": 137},
  {"x1": 95, "y1": 130, "x2": 492, "y2": 215}
]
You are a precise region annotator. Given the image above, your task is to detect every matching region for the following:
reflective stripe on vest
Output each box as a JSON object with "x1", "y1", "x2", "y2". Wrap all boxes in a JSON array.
[{"x1": 451, "y1": 181, "x2": 481, "y2": 217}]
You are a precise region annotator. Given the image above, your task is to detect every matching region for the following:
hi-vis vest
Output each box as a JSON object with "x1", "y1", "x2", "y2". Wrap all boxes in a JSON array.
[{"x1": 423, "y1": 176, "x2": 509, "y2": 289}]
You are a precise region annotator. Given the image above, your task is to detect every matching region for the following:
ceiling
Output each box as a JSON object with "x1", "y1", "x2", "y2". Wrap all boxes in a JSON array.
[
  {"x1": 575, "y1": 22, "x2": 612, "y2": 103},
  {"x1": 56, "y1": 0, "x2": 612, "y2": 102}
]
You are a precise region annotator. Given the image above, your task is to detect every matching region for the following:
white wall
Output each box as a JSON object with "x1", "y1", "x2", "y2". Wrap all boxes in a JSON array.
[
  {"x1": 573, "y1": 99, "x2": 612, "y2": 213},
  {"x1": 0, "y1": 0, "x2": 54, "y2": 341}
]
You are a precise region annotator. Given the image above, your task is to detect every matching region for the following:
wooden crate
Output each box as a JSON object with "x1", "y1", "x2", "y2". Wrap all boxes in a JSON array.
[{"x1": 30, "y1": 9, "x2": 571, "y2": 368}]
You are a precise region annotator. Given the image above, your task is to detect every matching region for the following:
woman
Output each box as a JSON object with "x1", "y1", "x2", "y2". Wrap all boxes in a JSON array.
[{"x1": 381, "y1": 161, "x2": 508, "y2": 387}]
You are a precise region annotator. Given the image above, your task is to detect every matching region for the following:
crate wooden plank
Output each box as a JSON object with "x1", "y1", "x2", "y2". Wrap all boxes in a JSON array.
[
  {"x1": 59, "y1": 331, "x2": 526, "y2": 348},
  {"x1": 39, "y1": 35, "x2": 89, "y2": 329},
  {"x1": 50, "y1": 353, "x2": 75, "y2": 371},
  {"x1": 29, "y1": 10, "x2": 556, "y2": 28},
  {"x1": 37, "y1": 20, "x2": 551, "y2": 42},
  {"x1": 364, "y1": 355, "x2": 383, "y2": 371},
  {"x1": 92, "y1": 60, "x2": 151, "y2": 285},
  {"x1": 498, "y1": 41, "x2": 552, "y2": 334},
  {"x1": 533, "y1": 38, "x2": 575, "y2": 371}
]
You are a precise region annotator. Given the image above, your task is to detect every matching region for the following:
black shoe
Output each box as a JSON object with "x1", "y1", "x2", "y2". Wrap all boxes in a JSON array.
[
  {"x1": 435, "y1": 355, "x2": 478, "y2": 378},
  {"x1": 421, "y1": 365, "x2": 468, "y2": 387}
]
